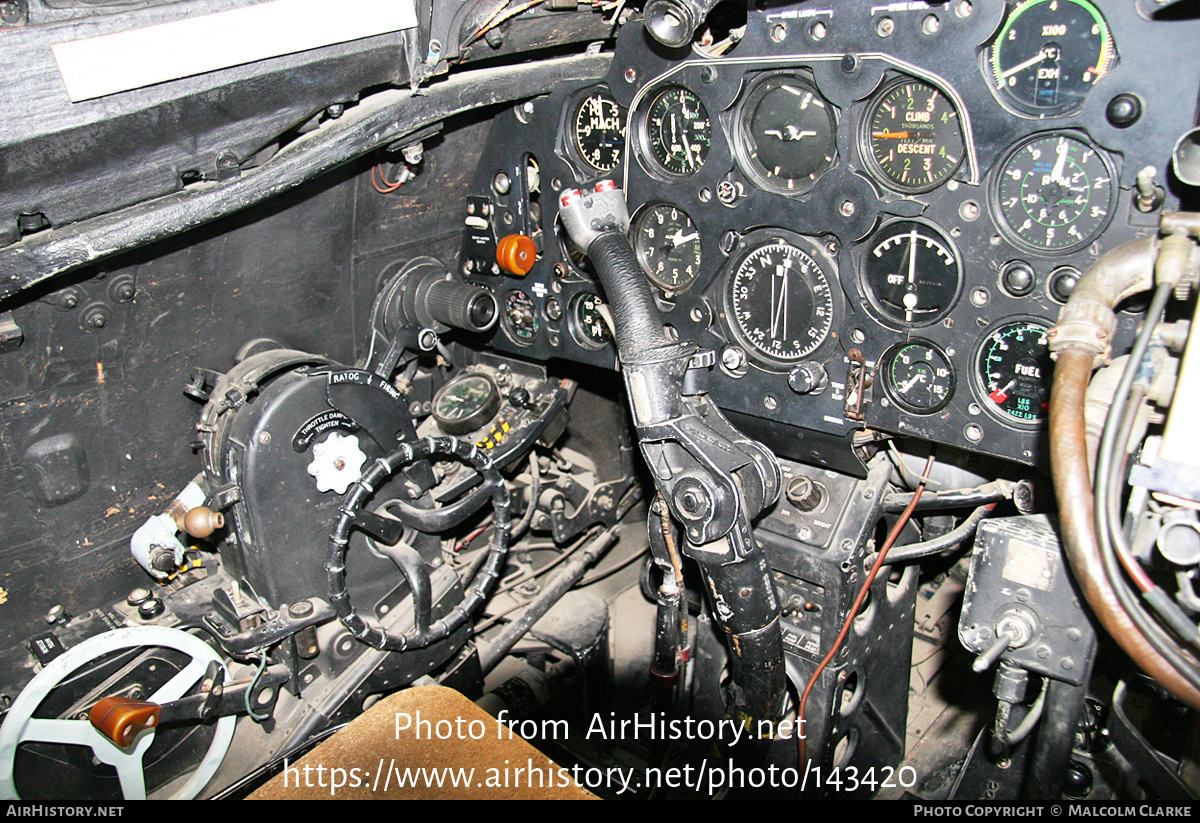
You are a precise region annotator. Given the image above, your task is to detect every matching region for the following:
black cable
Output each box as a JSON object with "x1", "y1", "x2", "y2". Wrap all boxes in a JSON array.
[
  {"x1": 881, "y1": 504, "x2": 995, "y2": 565},
  {"x1": 1092, "y1": 282, "x2": 1200, "y2": 693}
]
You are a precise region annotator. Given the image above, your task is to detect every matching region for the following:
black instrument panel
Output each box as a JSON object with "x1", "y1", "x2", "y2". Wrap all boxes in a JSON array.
[{"x1": 459, "y1": 0, "x2": 1200, "y2": 472}]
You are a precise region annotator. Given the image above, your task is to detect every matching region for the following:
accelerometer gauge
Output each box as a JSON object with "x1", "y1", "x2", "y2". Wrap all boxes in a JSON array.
[
  {"x1": 571, "y1": 89, "x2": 625, "y2": 174},
  {"x1": 861, "y1": 220, "x2": 962, "y2": 327},
  {"x1": 641, "y1": 86, "x2": 712, "y2": 178},
  {"x1": 864, "y1": 79, "x2": 964, "y2": 193},
  {"x1": 632, "y1": 203, "x2": 703, "y2": 293},
  {"x1": 995, "y1": 132, "x2": 1116, "y2": 253},
  {"x1": 432, "y1": 373, "x2": 501, "y2": 435},
  {"x1": 725, "y1": 235, "x2": 836, "y2": 368},
  {"x1": 987, "y1": 0, "x2": 1116, "y2": 117},
  {"x1": 503, "y1": 289, "x2": 540, "y2": 345},
  {"x1": 569, "y1": 292, "x2": 611, "y2": 350},
  {"x1": 736, "y1": 74, "x2": 837, "y2": 194},
  {"x1": 882, "y1": 341, "x2": 955, "y2": 414},
  {"x1": 974, "y1": 319, "x2": 1053, "y2": 427}
]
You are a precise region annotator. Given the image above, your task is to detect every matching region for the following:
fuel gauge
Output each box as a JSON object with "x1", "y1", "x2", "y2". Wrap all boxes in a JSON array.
[{"x1": 974, "y1": 319, "x2": 1053, "y2": 427}]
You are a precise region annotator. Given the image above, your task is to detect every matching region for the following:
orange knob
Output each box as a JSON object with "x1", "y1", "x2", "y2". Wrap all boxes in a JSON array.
[
  {"x1": 496, "y1": 234, "x2": 537, "y2": 276},
  {"x1": 90, "y1": 695, "x2": 163, "y2": 747}
]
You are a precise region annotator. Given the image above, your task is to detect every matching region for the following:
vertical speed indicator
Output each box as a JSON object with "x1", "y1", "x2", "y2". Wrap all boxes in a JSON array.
[{"x1": 864, "y1": 79, "x2": 964, "y2": 194}]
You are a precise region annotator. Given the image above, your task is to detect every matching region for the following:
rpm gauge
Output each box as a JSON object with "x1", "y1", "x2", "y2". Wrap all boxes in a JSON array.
[
  {"x1": 994, "y1": 132, "x2": 1116, "y2": 253},
  {"x1": 987, "y1": 0, "x2": 1117, "y2": 117},
  {"x1": 640, "y1": 86, "x2": 712, "y2": 178},
  {"x1": 736, "y1": 74, "x2": 837, "y2": 195},
  {"x1": 725, "y1": 234, "x2": 836, "y2": 368},
  {"x1": 570, "y1": 89, "x2": 625, "y2": 174},
  {"x1": 861, "y1": 220, "x2": 962, "y2": 328},
  {"x1": 974, "y1": 319, "x2": 1053, "y2": 427},
  {"x1": 864, "y1": 79, "x2": 964, "y2": 194},
  {"x1": 632, "y1": 203, "x2": 703, "y2": 294}
]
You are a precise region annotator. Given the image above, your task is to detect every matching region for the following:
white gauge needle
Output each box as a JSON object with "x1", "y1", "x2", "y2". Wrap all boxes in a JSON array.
[
  {"x1": 905, "y1": 226, "x2": 919, "y2": 320},
  {"x1": 900, "y1": 372, "x2": 927, "y2": 393},
  {"x1": 999, "y1": 48, "x2": 1050, "y2": 80},
  {"x1": 1051, "y1": 137, "x2": 1069, "y2": 184},
  {"x1": 771, "y1": 263, "x2": 789, "y2": 339},
  {"x1": 670, "y1": 229, "x2": 698, "y2": 247}
]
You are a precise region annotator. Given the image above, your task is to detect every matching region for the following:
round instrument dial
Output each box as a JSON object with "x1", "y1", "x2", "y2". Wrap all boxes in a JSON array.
[
  {"x1": 569, "y1": 292, "x2": 611, "y2": 350},
  {"x1": 632, "y1": 203, "x2": 703, "y2": 294},
  {"x1": 994, "y1": 133, "x2": 1116, "y2": 254},
  {"x1": 725, "y1": 235, "x2": 836, "y2": 368},
  {"x1": 641, "y1": 86, "x2": 712, "y2": 178},
  {"x1": 503, "y1": 290, "x2": 540, "y2": 345},
  {"x1": 736, "y1": 75, "x2": 837, "y2": 194},
  {"x1": 571, "y1": 89, "x2": 625, "y2": 174},
  {"x1": 882, "y1": 341, "x2": 955, "y2": 414},
  {"x1": 987, "y1": 0, "x2": 1116, "y2": 117},
  {"x1": 974, "y1": 319, "x2": 1053, "y2": 427},
  {"x1": 433, "y1": 373, "x2": 502, "y2": 435},
  {"x1": 864, "y1": 80, "x2": 964, "y2": 193},
  {"x1": 861, "y1": 220, "x2": 962, "y2": 327}
]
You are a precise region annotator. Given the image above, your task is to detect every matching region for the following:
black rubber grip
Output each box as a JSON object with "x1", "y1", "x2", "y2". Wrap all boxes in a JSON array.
[{"x1": 588, "y1": 232, "x2": 673, "y2": 360}]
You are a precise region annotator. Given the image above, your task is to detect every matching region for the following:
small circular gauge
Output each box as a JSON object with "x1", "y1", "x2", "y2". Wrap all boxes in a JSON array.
[
  {"x1": 571, "y1": 89, "x2": 625, "y2": 174},
  {"x1": 974, "y1": 319, "x2": 1053, "y2": 427},
  {"x1": 987, "y1": 0, "x2": 1117, "y2": 117},
  {"x1": 736, "y1": 74, "x2": 837, "y2": 194},
  {"x1": 864, "y1": 79, "x2": 965, "y2": 193},
  {"x1": 569, "y1": 292, "x2": 611, "y2": 350},
  {"x1": 432, "y1": 373, "x2": 502, "y2": 435},
  {"x1": 641, "y1": 86, "x2": 712, "y2": 178},
  {"x1": 503, "y1": 290, "x2": 539, "y2": 345},
  {"x1": 994, "y1": 133, "x2": 1116, "y2": 253},
  {"x1": 725, "y1": 234, "x2": 836, "y2": 368},
  {"x1": 882, "y1": 341, "x2": 955, "y2": 414},
  {"x1": 861, "y1": 220, "x2": 962, "y2": 327},
  {"x1": 632, "y1": 203, "x2": 703, "y2": 293}
]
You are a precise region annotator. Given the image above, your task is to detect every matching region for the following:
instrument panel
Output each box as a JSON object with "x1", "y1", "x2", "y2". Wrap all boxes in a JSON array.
[{"x1": 459, "y1": 0, "x2": 1200, "y2": 472}]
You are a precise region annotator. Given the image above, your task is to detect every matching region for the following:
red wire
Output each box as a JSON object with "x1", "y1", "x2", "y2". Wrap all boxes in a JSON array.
[
  {"x1": 371, "y1": 164, "x2": 405, "y2": 194},
  {"x1": 797, "y1": 454, "x2": 936, "y2": 772}
]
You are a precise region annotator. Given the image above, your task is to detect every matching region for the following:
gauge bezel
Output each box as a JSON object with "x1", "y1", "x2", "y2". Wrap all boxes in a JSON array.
[
  {"x1": 971, "y1": 316, "x2": 1054, "y2": 430},
  {"x1": 567, "y1": 292, "x2": 611, "y2": 351},
  {"x1": 990, "y1": 131, "x2": 1118, "y2": 256},
  {"x1": 720, "y1": 229, "x2": 841, "y2": 371},
  {"x1": 562, "y1": 86, "x2": 627, "y2": 177},
  {"x1": 983, "y1": 0, "x2": 1118, "y2": 119},
  {"x1": 502, "y1": 289, "x2": 540, "y2": 347},
  {"x1": 732, "y1": 72, "x2": 838, "y2": 197},
  {"x1": 631, "y1": 202, "x2": 704, "y2": 294},
  {"x1": 635, "y1": 85, "x2": 713, "y2": 181},
  {"x1": 432, "y1": 372, "x2": 502, "y2": 436},
  {"x1": 858, "y1": 218, "x2": 964, "y2": 330},
  {"x1": 881, "y1": 340, "x2": 956, "y2": 415},
  {"x1": 859, "y1": 77, "x2": 965, "y2": 195}
]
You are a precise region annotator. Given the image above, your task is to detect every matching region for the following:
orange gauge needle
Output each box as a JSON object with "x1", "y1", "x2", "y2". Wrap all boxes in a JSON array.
[{"x1": 872, "y1": 131, "x2": 909, "y2": 139}]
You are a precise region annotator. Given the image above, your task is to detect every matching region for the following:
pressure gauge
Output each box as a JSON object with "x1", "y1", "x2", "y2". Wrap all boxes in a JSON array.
[{"x1": 432, "y1": 373, "x2": 502, "y2": 435}]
